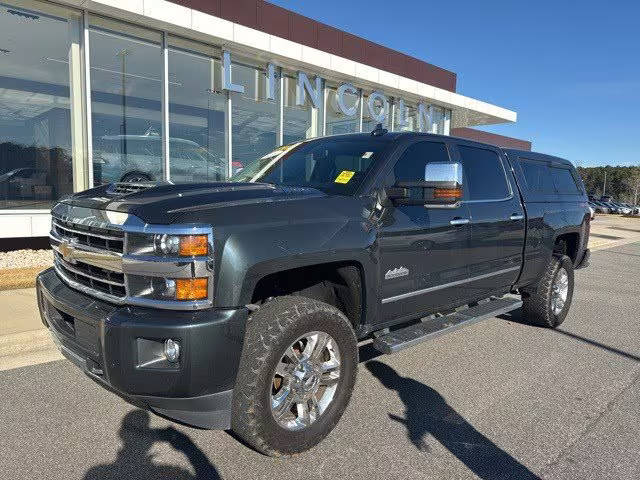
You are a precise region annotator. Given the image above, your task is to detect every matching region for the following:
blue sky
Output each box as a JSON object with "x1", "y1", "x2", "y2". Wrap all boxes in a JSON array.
[{"x1": 269, "y1": 0, "x2": 639, "y2": 167}]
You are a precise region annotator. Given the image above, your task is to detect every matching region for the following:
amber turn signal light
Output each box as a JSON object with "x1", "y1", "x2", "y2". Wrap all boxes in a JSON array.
[
  {"x1": 176, "y1": 278, "x2": 208, "y2": 300},
  {"x1": 179, "y1": 235, "x2": 208, "y2": 256},
  {"x1": 433, "y1": 187, "x2": 463, "y2": 199}
]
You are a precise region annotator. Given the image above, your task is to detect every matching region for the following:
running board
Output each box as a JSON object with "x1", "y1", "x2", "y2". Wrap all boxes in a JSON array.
[{"x1": 372, "y1": 297, "x2": 522, "y2": 354}]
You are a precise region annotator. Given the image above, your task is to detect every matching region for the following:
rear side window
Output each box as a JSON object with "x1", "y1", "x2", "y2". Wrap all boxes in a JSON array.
[
  {"x1": 520, "y1": 159, "x2": 554, "y2": 194},
  {"x1": 551, "y1": 167, "x2": 581, "y2": 194},
  {"x1": 457, "y1": 145, "x2": 510, "y2": 200}
]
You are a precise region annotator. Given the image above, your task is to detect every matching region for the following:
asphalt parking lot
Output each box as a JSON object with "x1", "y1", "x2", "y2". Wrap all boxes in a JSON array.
[{"x1": 2, "y1": 240, "x2": 640, "y2": 480}]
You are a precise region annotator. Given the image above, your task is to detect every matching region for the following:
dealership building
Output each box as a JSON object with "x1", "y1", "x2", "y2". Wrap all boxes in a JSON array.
[{"x1": 0, "y1": 0, "x2": 529, "y2": 238}]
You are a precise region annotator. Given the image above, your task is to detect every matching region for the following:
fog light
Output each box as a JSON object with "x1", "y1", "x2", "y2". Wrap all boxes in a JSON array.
[{"x1": 164, "y1": 339, "x2": 180, "y2": 363}]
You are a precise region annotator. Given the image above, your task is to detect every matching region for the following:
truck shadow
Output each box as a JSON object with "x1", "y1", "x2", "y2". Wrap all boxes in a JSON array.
[
  {"x1": 366, "y1": 361, "x2": 540, "y2": 480},
  {"x1": 83, "y1": 409, "x2": 221, "y2": 480},
  {"x1": 499, "y1": 309, "x2": 640, "y2": 363}
]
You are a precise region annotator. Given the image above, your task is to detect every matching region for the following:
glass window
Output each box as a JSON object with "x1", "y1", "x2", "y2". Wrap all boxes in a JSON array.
[
  {"x1": 394, "y1": 102, "x2": 419, "y2": 132},
  {"x1": 392, "y1": 142, "x2": 450, "y2": 182},
  {"x1": 231, "y1": 62, "x2": 278, "y2": 175},
  {"x1": 232, "y1": 137, "x2": 389, "y2": 195},
  {"x1": 89, "y1": 23, "x2": 163, "y2": 184},
  {"x1": 325, "y1": 85, "x2": 360, "y2": 135},
  {"x1": 0, "y1": 3, "x2": 74, "y2": 209},
  {"x1": 431, "y1": 105, "x2": 445, "y2": 134},
  {"x1": 283, "y1": 74, "x2": 320, "y2": 144},
  {"x1": 552, "y1": 167, "x2": 581, "y2": 194},
  {"x1": 362, "y1": 91, "x2": 390, "y2": 133},
  {"x1": 520, "y1": 159, "x2": 554, "y2": 194},
  {"x1": 168, "y1": 45, "x2": 226, "y2": 183},
  {"x1": 458, "y1": 145, "x2": 510, "y2": 200}
]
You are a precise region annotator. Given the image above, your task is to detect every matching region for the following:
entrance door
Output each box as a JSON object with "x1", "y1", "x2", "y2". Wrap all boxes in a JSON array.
[{"x1": 377, "y1": 140, "x2": 473, "y2": 324}]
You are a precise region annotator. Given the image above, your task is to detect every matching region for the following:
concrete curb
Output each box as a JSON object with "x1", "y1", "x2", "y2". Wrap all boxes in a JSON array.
[{"x1": 0, "y1": 329, "x2": 62, "y2": 372}]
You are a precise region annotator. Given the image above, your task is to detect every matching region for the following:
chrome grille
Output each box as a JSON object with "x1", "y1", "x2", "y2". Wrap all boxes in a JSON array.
[
  {"x1": 54, "y1": 251, "x2": 126, "y2": 298},
  {"x1": 52, "y1": 218, "x2": 124, "y2": 254}
]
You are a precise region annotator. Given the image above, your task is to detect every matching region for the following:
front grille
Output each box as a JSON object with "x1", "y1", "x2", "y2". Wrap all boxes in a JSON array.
[
  {"x1": 52, "y1": 218, "x2": 124, "y2": 254},
  {"x1": 54, "y1": 252, "x2": 126, "y2": 298}
]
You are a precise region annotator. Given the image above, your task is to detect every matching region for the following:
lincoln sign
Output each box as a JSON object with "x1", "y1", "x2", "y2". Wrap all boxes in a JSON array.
[{"x1": 222, "y1": 51, "x2": 439, "y2": 131}]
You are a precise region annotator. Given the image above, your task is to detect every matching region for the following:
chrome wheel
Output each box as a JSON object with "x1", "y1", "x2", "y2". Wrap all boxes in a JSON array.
[
  {"x1": 551, "y1": 267, "x2": 569, "y2": 315},
  {"x1": 270, "y1": 331, "x2": 341, "y2": 431}
]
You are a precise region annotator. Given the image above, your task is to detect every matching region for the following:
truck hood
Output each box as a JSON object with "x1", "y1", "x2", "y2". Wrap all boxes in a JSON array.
[{"x1": 61, "y1": 182, "x2": 328, "y2": 224}]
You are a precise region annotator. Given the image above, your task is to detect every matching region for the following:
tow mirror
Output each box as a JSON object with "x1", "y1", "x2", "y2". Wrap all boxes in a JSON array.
[{"x1": 384, "y1": 162, "x2": 463, "y2": 207}]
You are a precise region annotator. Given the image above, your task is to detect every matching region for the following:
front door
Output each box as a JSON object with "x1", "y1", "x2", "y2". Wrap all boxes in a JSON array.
[{"x1": 377, "y1": 140, "x2": 473, "y2": 324}]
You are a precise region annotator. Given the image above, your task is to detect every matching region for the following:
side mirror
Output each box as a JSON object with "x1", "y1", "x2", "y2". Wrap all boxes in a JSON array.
[{"x1": 384, "y1": 162, "x2": 464, "y2": 207}]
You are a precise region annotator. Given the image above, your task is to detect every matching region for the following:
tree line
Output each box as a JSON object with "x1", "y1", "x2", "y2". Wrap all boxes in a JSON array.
[{"x1": 576, "y1": 165, "x2": 640, "y2": 205}]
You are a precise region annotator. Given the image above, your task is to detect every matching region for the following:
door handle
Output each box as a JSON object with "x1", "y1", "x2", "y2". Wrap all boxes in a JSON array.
[
  {"x1": 509, "y1": 213, "x2": 524, "y2": 221},
  {"x1": 450, "y1": 218, "x2": 470, "y2": 225}
]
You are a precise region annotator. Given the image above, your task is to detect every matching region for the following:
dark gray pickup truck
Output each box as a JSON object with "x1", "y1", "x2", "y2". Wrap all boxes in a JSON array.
[{"x1": 37, "y1": 129, "x2": 590, "y2": 456}]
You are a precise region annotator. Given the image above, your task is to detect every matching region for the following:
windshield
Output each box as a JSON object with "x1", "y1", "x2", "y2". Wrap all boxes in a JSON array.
[{"x1": 230, "y1": 137, "x2": 387, "y2": 195}]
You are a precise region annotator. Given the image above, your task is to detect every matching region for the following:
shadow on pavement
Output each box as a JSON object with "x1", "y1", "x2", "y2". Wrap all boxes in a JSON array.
[
  {"x1": 366, "y1": 361, "x2": 540, "y2": 480},
  {"x1": 500, "y1": 309, "x2": 640, "y2": 363},
  {"x1": 84, "y1": 410, "x2": 221, "y2": 480}
]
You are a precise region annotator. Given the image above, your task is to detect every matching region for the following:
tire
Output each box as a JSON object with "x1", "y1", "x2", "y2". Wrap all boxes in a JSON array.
[
  {"x1": 120, "y1": 172, "x2": 152, "y2": 183},
  {"x1": 231, "y1": 296, "x2": 358, "y2": 456},
  {"x1": 521, "y1": 255, "x2": 574, "y2": 328}
]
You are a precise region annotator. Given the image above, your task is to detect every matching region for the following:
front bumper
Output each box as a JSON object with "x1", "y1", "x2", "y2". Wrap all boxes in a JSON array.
[{"x1": 36, "y1": 268, "x2": 247, "y2": 429}]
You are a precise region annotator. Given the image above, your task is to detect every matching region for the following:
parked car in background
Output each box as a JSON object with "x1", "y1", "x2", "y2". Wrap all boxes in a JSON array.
[
  {"x1": 96, "y1": 134, "x2": 231, "y2": 184},
  {"x1": 591, "y1": 201, "x2": 610, "y2": 214},
  {"x1": 588, "y1": 204, "x2": 595, "y2": 220}
]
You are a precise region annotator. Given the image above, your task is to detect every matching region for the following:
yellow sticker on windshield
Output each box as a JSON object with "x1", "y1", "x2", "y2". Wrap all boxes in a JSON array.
[{"x1": 335, "y1": 170, "x2": 355, "y2": 184}]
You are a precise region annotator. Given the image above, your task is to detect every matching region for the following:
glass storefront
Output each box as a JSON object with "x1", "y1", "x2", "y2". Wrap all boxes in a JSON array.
[
  {"x1": 325, "y1": 85, "x2": 360, "y2": 135},
  {"x1": 89, "y1": 20, "x2": 163, "y2": 184},
  {"x1": 0, "y1": 2, "x2": 75, "y2": 209},
  {"x1": 231, "y1": 62, "x2": 278, "y2": 173},
  {"x1": 362, "y1": 91, "x2": 390, "y2": 133},
  {"x1": 0, "y1": 2, "x2": 453, "y2": 212},
  {"x1": 168, "y1": 42, "x2": 226, "y2": 183},
  {"x1": 283, "y1": 74, "x2": 320, "y2": 145}
]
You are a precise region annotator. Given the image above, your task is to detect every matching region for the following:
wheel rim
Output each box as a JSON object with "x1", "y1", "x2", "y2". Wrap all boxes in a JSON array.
[
  {"x1": 270, "y1": 331, "x2": 341, "y2": 431},
  {"x1": 551, "y1": 267, "x2": 569, "y2": 315}
]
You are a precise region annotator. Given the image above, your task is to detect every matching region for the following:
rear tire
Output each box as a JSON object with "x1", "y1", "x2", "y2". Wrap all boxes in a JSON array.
[
  {"x1": 231, "y1": 296, "x2": 358, "y2": 456},
  {"x1": 521, "y1": 255, "x2": 574, "y2": 328}
]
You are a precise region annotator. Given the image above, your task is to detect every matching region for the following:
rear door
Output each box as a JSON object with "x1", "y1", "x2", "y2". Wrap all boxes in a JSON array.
[{"x1": 451, "y1": 142, "x2": 525, "y2": 298}]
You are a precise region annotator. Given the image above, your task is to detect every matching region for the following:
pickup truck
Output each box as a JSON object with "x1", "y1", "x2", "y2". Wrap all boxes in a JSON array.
[{"x1": 36, "y1": 128, "x2": 591, "y2": 456}]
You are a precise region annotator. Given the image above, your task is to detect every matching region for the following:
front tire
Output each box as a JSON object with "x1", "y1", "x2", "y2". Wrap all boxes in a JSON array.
[
  {"x1": 231, "y1": 296, "x2": 358, "y2": 456},
  {"x1": 521, "y1": 255, "x2": 574, "y2": 328}
]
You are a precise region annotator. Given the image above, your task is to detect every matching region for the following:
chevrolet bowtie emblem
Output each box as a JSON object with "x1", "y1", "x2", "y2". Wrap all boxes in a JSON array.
[{"x1": 58, "y1": 241, "x2": 77, "y2": 264}]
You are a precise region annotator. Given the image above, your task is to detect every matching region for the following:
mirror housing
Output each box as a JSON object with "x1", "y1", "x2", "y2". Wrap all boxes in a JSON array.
[{"x1": 385, "y1": 162, "x2": 464, "y2": 207}]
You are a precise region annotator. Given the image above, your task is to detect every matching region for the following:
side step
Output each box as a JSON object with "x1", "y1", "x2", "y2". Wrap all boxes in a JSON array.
[{"x1": 372, "y1": 296, "x2": 522, "y2": 354}]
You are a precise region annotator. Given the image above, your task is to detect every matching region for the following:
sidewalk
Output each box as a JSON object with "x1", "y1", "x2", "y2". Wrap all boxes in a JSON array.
[
  {"x1": 1, "y1": 215, "x2": 638, "y2": 372},
  {"x1": 0, "y1": 288, "x2": 62, "y2": 371}
]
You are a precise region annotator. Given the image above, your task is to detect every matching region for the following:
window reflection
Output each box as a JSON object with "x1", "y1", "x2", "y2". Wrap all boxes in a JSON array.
[
  {"x1": 283, "y1": 74, "x2": 319, "y2": 144},
  {"x1": 231, "y1": 62, "x2": 278, "y2": 174},
  {"x1": 362, "y1": 92, "x2": 390, "y2": 133},
  {"x1": 326, "y1": 86, "x2": 360, "y2": 135},
  {"x1": 0, "y1": 4, "x2": 73, "y2": 209},
  {"x1": 168, "y1": 47, "x2": 226, "y2": 183},
  {"x1": 90, "y1": 26, "x2": 163, "y2": 184}
]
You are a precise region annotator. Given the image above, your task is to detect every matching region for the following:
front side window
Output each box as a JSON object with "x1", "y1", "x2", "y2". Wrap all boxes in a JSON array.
[
  {"x1": 458, "y1": 145, "x2": 510, "y2": 200},
  {"x1": 232, "y1": 138, "x2": 388, "y2": 195},
  {"x1": 0, "y1": 3, "x2": 74, "y2": 209},
  {"x1": 391, "y1": 141, "x2": 451, "y2": 183}
]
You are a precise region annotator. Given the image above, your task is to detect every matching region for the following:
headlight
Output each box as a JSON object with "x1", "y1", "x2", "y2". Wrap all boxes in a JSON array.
[{"x1": 154, "y1": 234, "x2": 208, "y2": 256}]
